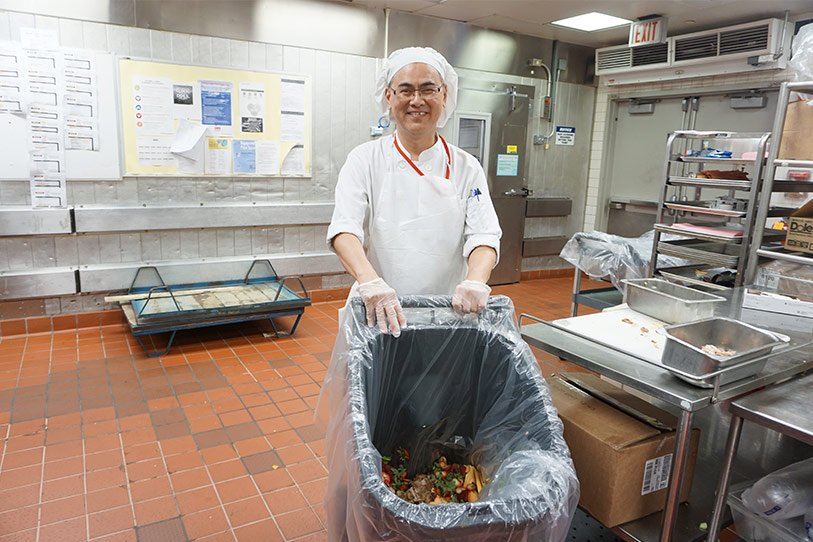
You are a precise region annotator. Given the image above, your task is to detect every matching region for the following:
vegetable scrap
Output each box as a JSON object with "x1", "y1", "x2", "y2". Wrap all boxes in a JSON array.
[{"x1": 381, "y1": 448, "x2": 484, "y2": 504}]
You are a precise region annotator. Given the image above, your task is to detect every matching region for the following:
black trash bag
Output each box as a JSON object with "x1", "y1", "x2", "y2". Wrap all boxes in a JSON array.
[{"x1": 317, "y1": 295, "x2": 579, "y2": 542}]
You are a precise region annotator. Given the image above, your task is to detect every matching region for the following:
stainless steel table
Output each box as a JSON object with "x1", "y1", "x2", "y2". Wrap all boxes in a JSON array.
[
  {"x1": 519, "y1": 287, "x2": 813, "y2": 542},
  {"x1": 706, "y1": 373, "x2": 813, "y2": 542}
]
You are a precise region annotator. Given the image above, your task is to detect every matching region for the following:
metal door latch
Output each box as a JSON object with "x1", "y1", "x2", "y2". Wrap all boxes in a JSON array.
[{"x1": 503, "y1": 187, "x2": 532, "y2": 197}]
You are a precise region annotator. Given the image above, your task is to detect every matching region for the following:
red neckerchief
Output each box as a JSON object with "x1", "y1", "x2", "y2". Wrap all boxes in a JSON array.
[{"x1": 392, "y1": 133, "x2": 451, "y2": 180}]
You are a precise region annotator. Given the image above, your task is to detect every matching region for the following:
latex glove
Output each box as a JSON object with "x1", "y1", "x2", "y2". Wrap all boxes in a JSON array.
[
  {"x1": 452, "y1": 280, "x2": 491, "y2": 314},
  {"x1": 358, "y1": 278, "x2": 406, "y2": 337}
]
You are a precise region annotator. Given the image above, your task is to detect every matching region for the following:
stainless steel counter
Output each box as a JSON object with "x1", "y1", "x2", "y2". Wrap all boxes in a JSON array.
[
  {"x1": 519, "y1": 287, "x2": 813, "y2": 542},
  {"x1": 707, "y1": 373, "x2": 813, "y2": 542}
]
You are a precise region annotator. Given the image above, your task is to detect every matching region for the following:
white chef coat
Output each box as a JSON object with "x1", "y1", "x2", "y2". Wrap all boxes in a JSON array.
[{"x1": 327, "y1": 133, "x2": 502, "y2": 295}]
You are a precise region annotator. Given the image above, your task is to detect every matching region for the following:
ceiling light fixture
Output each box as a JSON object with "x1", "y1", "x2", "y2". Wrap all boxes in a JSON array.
[{"x1": 551, "y1": 12, "x2": 631, "y2": 32}]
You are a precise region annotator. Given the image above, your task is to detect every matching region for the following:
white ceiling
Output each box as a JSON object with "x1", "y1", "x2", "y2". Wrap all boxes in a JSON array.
[{"x1": 344, "y1": 0, "x2": 813, "y2": 48}]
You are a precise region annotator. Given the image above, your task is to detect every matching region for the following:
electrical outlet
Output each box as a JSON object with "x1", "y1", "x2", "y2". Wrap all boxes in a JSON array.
[
  {"x1": 370, "y1": 126, "x2": 384, "y2": 137},
  {"x1": 533, "y1": 135, "x2": 545, "y2": 145}
]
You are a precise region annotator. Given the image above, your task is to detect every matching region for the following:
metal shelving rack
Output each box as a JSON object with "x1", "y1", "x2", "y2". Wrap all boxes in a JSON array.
[
  {"x1": 649, "y1": 130, "x2": 773, "y2": 287},
  {"x1": 745, "y1": 81, "x2": 813, "y2": 283}
]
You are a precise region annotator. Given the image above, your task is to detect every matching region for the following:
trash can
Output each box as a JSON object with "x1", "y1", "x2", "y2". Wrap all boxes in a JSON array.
[{"x1": 320, "y1": 295, "x2": 579, "y2": 542}]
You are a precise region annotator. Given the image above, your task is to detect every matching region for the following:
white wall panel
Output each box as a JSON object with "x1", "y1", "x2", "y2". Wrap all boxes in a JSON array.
[
  {"x1": 0, "y1": 181, "x2": 28, "y2": 204},
  {"x1": 157, "y1": 178, "x2": 179, "y2": 203},
  {"x1": 82, "y1": 21, "x2": 107, "y2": 51},
  {"x1": 98, "y1": 234, "x2": 121, "y2": 264},
  {"x1": 191, "y1": 35, "x2": 212, "y2": 65},
  {"x1": 140, "y1": 232, "x2": 161, "y2": 261},
  {"x1": 211, "y1": 37, "x2": 230, "y2": 66},
  {"x1": 0, "y1": 240, "x2": 8, "y2": 270},
  {"x1": 76, "y1": 235, "x2": 101, "y2": 265},
  {"x1": 159, "y1": 231, "x2": 181, "y2": 260},
  {"x1": 233, "y1": 228, "x2": 252, "y2": 255},
  {"x1": 282, "y1": 46, "x2": 300, "y2": 73},
  {"x1": 54, "y1": 237, "x2": 78, "y2": 267},
  {"x1": 250, "y1": 228, "x2": 267, "y2": 255},
  {"x1": 106, "y1": 24, "x2": 129, "y2": 55},
  {"x1": 300, "y1": 226, "x2": 316, "y2": 253},
  {"x1": 268, "y1": 179, "x2": 284, "y2": 201},
  {"x1": 119, "y1": 233, "x2": 141, "y2": 262},
  {"x1": 171, "y1": 32, "x2": 191, "y2": 63},
  {"x1": 248, "y1": 41, "x2": 265, "y2": 71},
  {"x1": 229, "y1": 39, "x2": 249, "y2": 69},
  {"x1": 266, "y1": 44, "x2": 283, "y2": 71},
  {"x1": 7, "y1": 239, "x2": 33, "y2": 270},
  {"x1": 129, "y1": 26, "x2": 151, "y2": 58},
  {"x1": 24, "y1": 231, "x2": 62, "y2": 269},
  {"x1": 179, "y1": 231, "x2": 200, "y2": 260},
  {"x1": 232, "y1": 179, "x2": 251, "y2": 201},
  {"x1": 0, "y1": 11, "x2": 9, "y2": 40},
  {"x1": 92, "y1": 181, "x2": 118, "y2": 204},
  {"x1": 53, "y1": 16, "x2": 82, "y2": 47},
  {"x1": 215, "y1": 229, "x2": 235, "y2": 256},
  {"x1": 283, "y1": 226, "x2": 299, "y2": 253},
  {"x1": 150, "y1": 29, "x2": 172, "y2": 61},
  {"x1": 283, "y1": 179, "x2": 300, "y2": 201},
  {"x1": 198, "y1": 230, "x2": 218, "y2": 258},
  {"x1": 268, "y1": 227, "x2": 284, "y2": 252},
  {"x1": 117, "y1": 179, "x2": 139, "y2": 203}
]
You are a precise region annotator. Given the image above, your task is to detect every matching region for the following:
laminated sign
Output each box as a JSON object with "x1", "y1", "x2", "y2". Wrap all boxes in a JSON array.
[{"x1": 555, "y1": 126, "x2": 575, "y2": 146}]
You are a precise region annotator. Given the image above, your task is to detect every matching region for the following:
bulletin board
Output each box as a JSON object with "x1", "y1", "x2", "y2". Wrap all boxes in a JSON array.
[
  {"x1": 0, "y1": 49, "x2": 121, "y2": 181},
  {"x1": 118, "y1": 59, "x2": 311, "y2": 177}
]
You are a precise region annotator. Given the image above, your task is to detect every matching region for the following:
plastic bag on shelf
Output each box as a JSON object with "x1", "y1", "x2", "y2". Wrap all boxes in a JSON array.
[
  {"x1": 805, "y1": 507, "x2": 812, "y2": 540},
  {"x1": 559, "y1": 230, "x2": 690, "y2": 293},
  {"x1": 741, "y1": 457, "x2": 813, "y2": 521},
  {"x1": 789, "y1": 23, "x2": 813, "y2": 100},
  {"x1": 317, "y1": 295, "x2": 580, "y2": 542}
]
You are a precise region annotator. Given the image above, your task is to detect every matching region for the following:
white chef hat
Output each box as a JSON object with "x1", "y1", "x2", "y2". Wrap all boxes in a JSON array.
[{"x1": 375, "y1": 47, "x2": 458, "y2": 128}]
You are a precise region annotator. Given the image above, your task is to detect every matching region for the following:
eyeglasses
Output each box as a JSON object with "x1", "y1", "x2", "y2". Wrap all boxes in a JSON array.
[{"x1": 389, "y1": 86, "x2": 443, "y2": 100}]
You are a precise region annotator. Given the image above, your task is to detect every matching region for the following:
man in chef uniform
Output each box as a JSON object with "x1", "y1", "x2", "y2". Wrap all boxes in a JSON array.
[{"x1": 327, "y1": 46, "x2": 502, "y2": 336}]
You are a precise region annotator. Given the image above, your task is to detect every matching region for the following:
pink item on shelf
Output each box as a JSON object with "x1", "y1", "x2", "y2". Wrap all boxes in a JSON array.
[{"x1": 672, "y1": 223, "x2": 744, "y2": 237}]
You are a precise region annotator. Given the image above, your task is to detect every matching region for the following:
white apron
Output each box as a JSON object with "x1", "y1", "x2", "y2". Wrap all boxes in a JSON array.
[{"x1": 367, "y1": 135, "x2": 466, "y2": 296}]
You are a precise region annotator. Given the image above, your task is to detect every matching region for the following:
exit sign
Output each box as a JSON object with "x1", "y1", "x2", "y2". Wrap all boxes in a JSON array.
[{"x1": 628, "y1": 17, "x2": 667, "y2": 47}]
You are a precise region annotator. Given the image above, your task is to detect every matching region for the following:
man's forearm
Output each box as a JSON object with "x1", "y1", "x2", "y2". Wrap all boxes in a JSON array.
[
  {"x1": 466, "y1": 246, "x2": 498, "y2": 283},
  {"x1": 332, "y1": 233, "x2": 379, "y2": 284}
]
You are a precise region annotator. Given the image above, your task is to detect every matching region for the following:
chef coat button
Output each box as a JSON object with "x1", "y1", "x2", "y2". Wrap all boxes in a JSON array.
[
  {"x1": 425, "y1": 165, "x2": 433, "y2": 172},
  {"x1": 398, "y1": 161, "x2": 406, "y2": 169}
]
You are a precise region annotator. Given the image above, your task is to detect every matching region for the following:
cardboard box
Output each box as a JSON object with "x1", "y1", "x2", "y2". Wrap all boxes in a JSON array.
[
  {"x1": 778, "y1": 100, "x2": 813, "y2": 160},
  {"x1": 786, "y1": 199, "x2": 813, "y2": 255},
  {"x1": 548, "y1": 374, "x2": 700, "y2": 527}
]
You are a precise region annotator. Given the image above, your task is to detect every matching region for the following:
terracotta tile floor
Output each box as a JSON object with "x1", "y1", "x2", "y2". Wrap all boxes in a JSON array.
[{"x1": 0, "y1": 275, "x2": 605, "y2": 541}]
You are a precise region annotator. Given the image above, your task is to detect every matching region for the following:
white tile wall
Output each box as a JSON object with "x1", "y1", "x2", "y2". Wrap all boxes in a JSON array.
[
  {"x1": 171, "y1": 32, "x2": 192, "y2": 64},
  {"x1": 0, "y1": 11, "x2": 9, "y2": 40},
  {"x1": 150, "y1": 30, "x2": 172, "y2": 61},
  {"x1": 128, "y1": 26, "x2": 150, "y2": 58},
  {"x1": 82, "y1": 21, "x2": 107, "y2": 51}
]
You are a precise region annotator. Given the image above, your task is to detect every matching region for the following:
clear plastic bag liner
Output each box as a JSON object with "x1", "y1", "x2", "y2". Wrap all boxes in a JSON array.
[
  {"x1": 789, "y1": 23, "x2": 813, "y2": 100},
  {"x1": 317, "y1": 295, "x2": 579, "y2": 542},
  {"x1": 559, "y1": 230, "x2": 691, "y2": 292}
]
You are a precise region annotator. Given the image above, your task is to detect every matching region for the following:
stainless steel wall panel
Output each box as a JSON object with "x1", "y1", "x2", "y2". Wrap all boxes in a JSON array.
[
  {"x1": 0, "y1": 268, "x2": 76, "y2": 299},
  {"x1": 522, "y1": 236, "x2": 569, "y2": 257},
  {"x1": 134, "y1": 0, "x2": 383, "y2": 59},
  {"x1": 300, "y1": 226, "x2": 316, "y2": 253},
  {"x1": 232, "y1": 180, "x2": 251, "y2": 202},
  {"x1": 94, "y1": 181, "x2": 118, "y2": 204},
  {"x1": 525, "y1": 198, "x2": 573, "y2": 218},
  {"x1": 78, "y1": 252, "x2": 344, "y2": 293},
  {"x1": 83, "y1": 21, "x2": 109, "y2": 51},
  {"x1": 250, "y1": 229, "x2": 267, "y2": 256},
  {"x1": 268, "y1": 179, "x2": 284, "y2": 201},
  {"x1": 283, "y1": 227, "x2": 299, "y2": 254},
  {"x1": 71, "y1": 181, "x2": 97, "y2": 205},
  {"x1": 0, "y1": 208, "x2": 71, "y2": 235},
  {"x1": 268, "y1": 228, "x2": 284, "y2": 253},
  {"x1": 0, "y1": 1, "x2": 135, "y2": 26},
  {"x1": 171, "y1": 32, "x2": 192, "y2": 64},
  {"x1": 0, "y1": 240, "x2": 7, "y2": 271}
]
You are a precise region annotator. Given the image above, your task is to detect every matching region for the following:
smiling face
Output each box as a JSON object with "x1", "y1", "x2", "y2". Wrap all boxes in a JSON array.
[{"x1": 385, "y1": 62, "x2": 447, "y2": 144}]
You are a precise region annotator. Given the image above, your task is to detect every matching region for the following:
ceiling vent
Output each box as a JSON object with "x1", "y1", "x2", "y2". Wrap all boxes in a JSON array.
[{"x1": 595, "y1": 18, "x2": 787, "y2": 85}]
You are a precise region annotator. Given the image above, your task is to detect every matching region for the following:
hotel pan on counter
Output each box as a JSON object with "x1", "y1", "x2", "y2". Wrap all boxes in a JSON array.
[
  {"x1": 659, "y1": 317, "x2": 787, "y2": 388},
  {"x1": 622, "y1": 278, "x2": 725, "y2": 324}
]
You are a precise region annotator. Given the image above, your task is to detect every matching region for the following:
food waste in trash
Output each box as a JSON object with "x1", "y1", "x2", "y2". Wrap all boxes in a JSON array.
[{"x1": 381, "y1": 448, "x2": 485, "y2": 504}]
